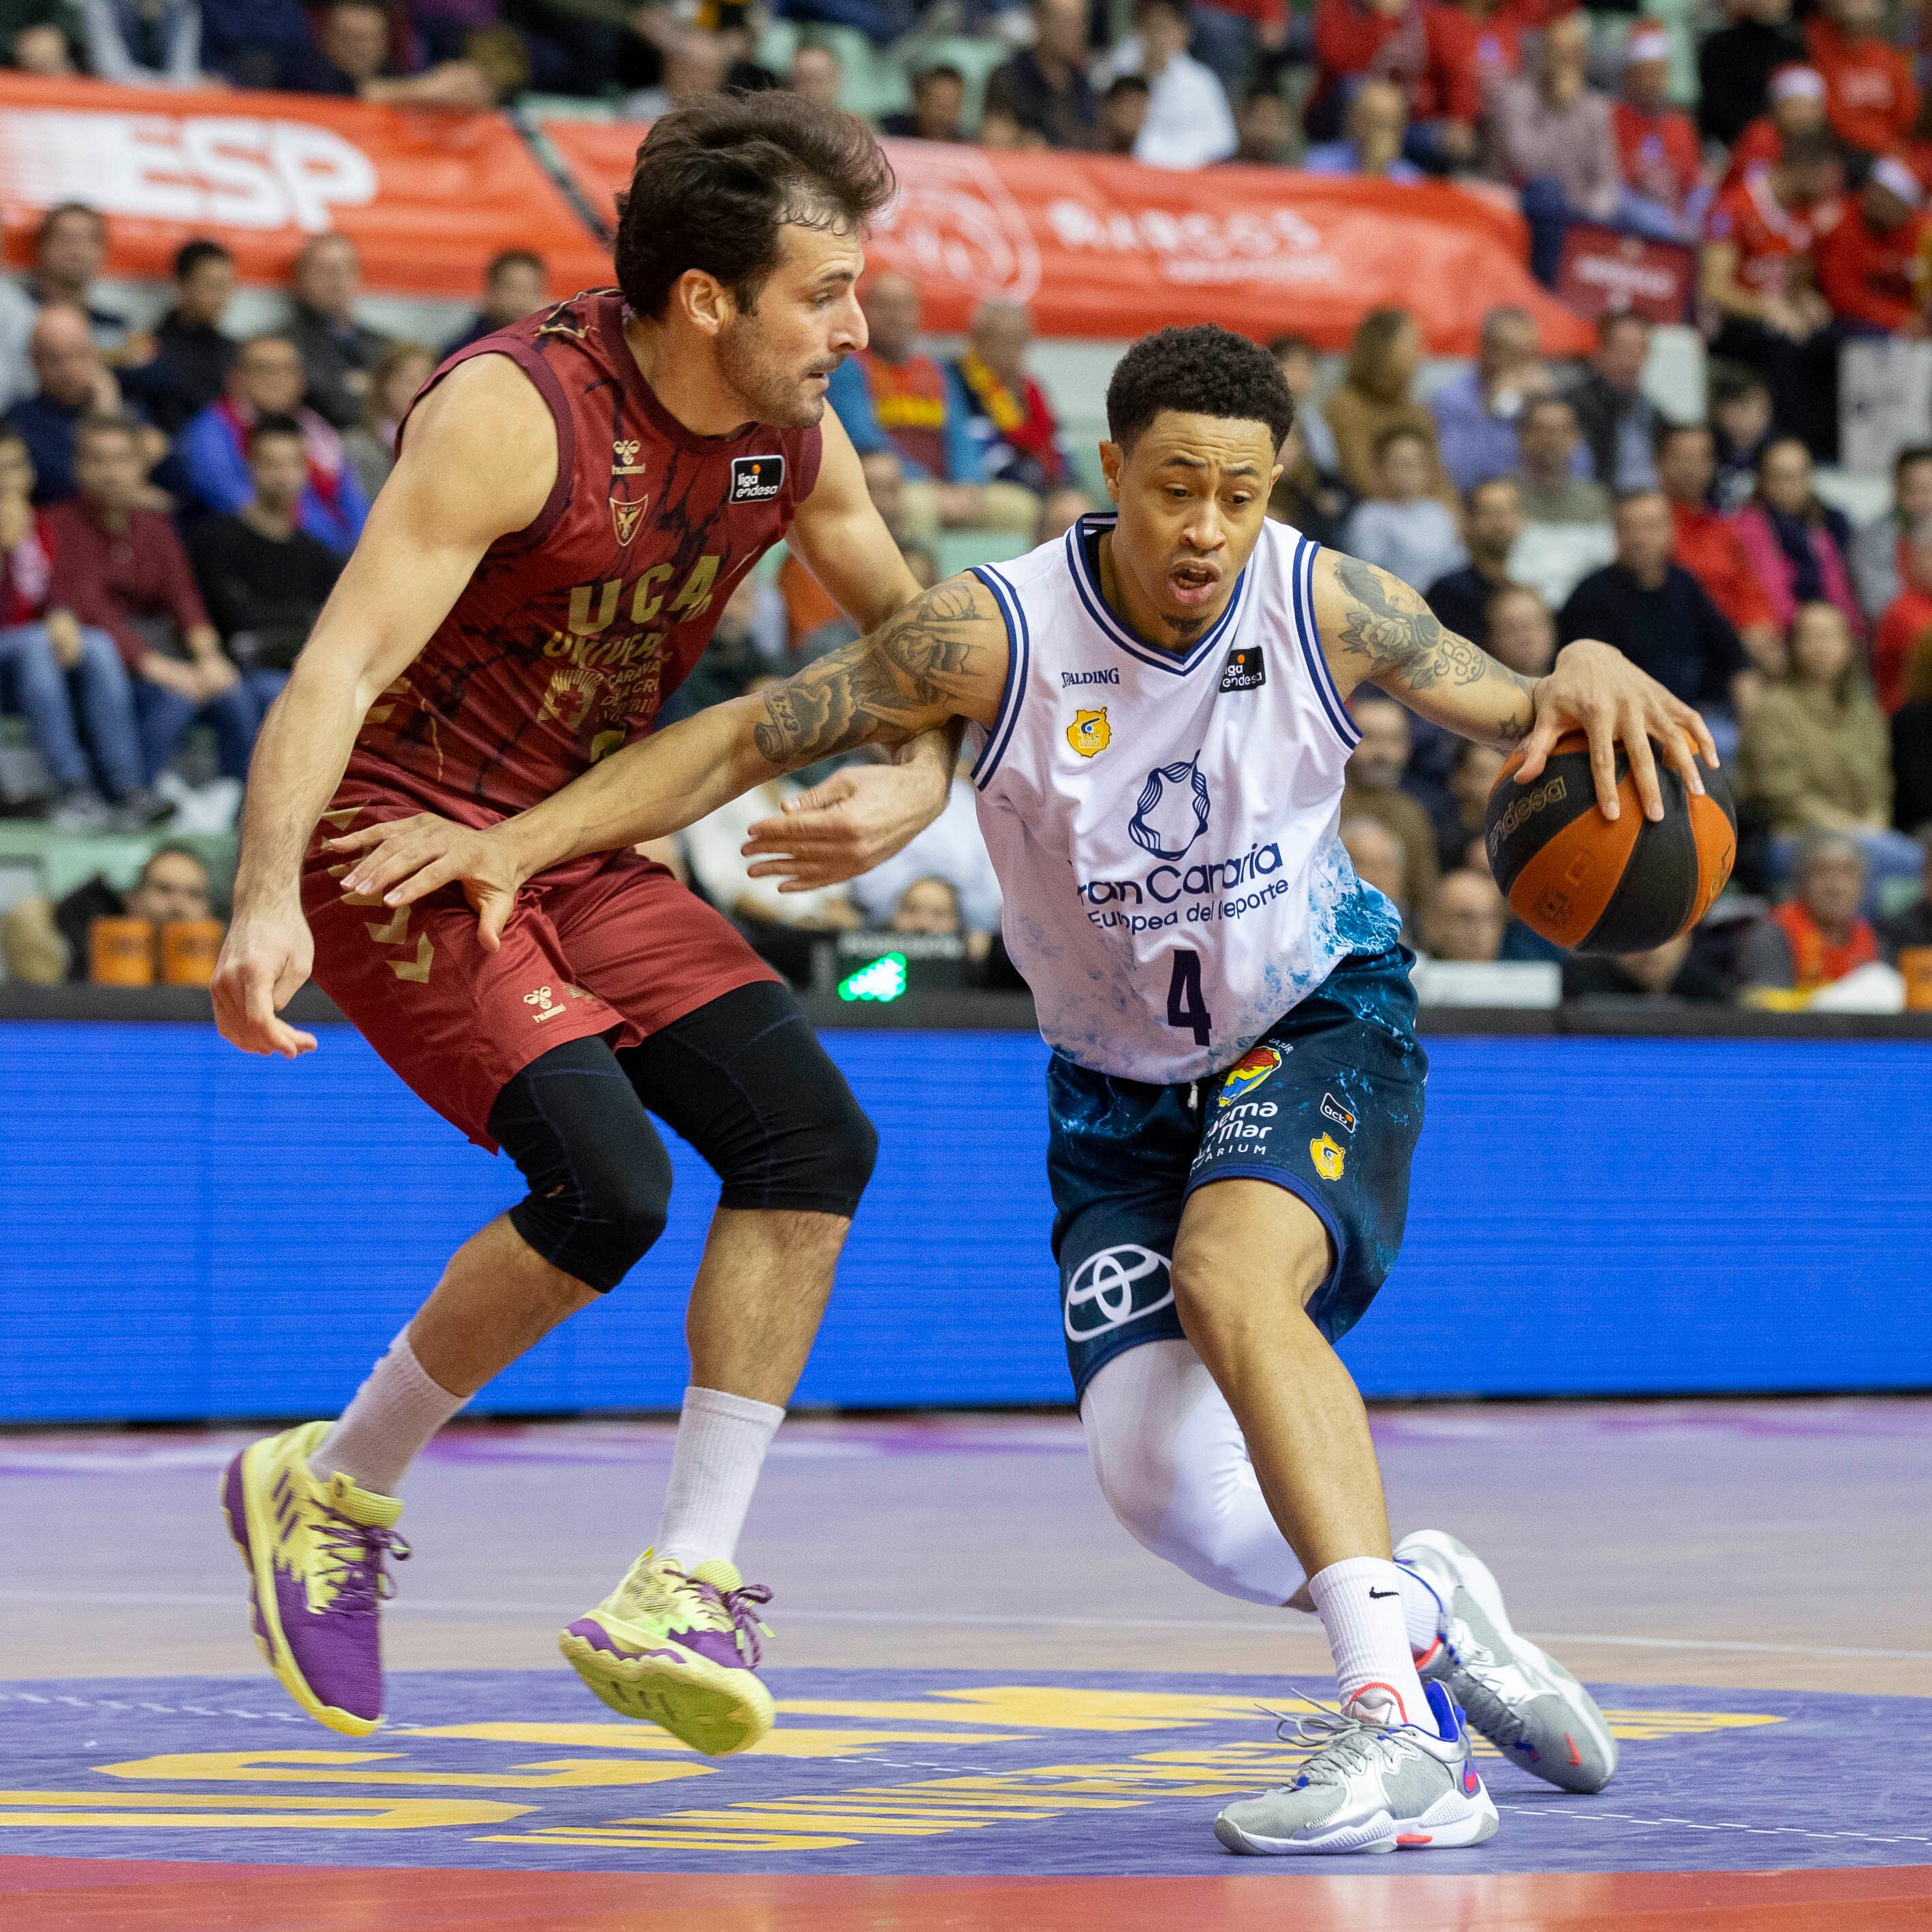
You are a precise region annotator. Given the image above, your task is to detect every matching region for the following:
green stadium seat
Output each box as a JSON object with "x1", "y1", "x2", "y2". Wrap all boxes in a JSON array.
[{"x1": 935, "y1": 529, "x2": 1031, "y2": 578}]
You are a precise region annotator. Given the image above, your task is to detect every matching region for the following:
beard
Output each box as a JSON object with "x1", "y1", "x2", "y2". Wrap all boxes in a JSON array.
[{"x1": 716, "y1": 315, "x2": 824, "y2": 431}]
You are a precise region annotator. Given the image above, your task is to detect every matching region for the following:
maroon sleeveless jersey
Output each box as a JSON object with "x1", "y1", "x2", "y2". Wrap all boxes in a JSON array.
[{"x1": 336, "y1": 288, "x2": 822, "y2": 829}]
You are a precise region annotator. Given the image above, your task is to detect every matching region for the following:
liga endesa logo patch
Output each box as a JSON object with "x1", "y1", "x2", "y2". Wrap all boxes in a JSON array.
[{"x1": 730, "y1": 455, "x2": 786, "y2": 503}]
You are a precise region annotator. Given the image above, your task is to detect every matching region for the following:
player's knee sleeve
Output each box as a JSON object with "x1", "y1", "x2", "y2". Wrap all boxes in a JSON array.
[
  {"x1": 621, "y1": 982, "x2": 878, "y2": 1219},
  {"x1": 1080, "y1": 1339, "x2": 1305, "y2": 1607},
  {"x1": 489, "y1": 1036, "x2": 674, "y2": 1293}
]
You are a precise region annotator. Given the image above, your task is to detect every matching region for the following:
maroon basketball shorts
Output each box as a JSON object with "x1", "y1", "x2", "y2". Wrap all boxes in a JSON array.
[{"x1": 302, "y1": 804, "x2": 779, "y2": 1149}]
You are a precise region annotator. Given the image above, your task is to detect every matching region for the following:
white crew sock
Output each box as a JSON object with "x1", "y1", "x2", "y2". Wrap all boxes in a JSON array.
[
  {"x1": 1397, "y1": 1562, "x2": 1447, "y2": 1664},
  {"x1": 1307, "y1": 1556, "x2": 1433, "y2": 1730},
  {"x1": 655, "y1": 1385, "x2": 785, "y2": 1573},
  {"x1": 309, "y1": 1328, "x2": 467, "y2": 1497}
]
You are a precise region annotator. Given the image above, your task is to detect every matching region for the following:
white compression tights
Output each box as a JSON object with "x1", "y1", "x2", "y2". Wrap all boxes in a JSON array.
[{"x1": 1078, "y1": 1337, "x2": 1306, "y2": 1606}]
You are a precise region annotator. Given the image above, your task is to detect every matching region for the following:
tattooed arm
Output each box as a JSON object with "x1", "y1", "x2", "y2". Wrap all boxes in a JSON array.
[
  {"x1": 326, "y1": 576, "x2": 1010, "y2": 946},
  {"x1": 1313, "y1": 548, "x2": 1719, "y2": 820}
]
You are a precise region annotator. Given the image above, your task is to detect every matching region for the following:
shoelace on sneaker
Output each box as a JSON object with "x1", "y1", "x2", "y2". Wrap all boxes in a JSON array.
[
  {"x1": 1260, "y1": 1696, "x2": 1424, "y2": 1790},
  {"x1": 691, "y1": 1576, "x2": 775, "y2": 1669},
  {"x1": 313, "y1": 1514, "x2": 411, "y2": 1615}
]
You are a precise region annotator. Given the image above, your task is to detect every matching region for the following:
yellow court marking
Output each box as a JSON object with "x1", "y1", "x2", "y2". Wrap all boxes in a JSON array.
[
  {"x1": 99, "y1": 1751, "x2": 716, "y2": 1791},
  {"x1": 403, "y1": 1722, "x2": 1025, "y2": 1758},
  {"x1": 774, "y1": 1687, "x2": 1326, "y2": 1732},
  {"x1": 0, "y1": 1791, "x2": 531, "y2": 1831},
  {"x1": 1598, "y1": 1710, "x2": 1786, "y2": 1740}
]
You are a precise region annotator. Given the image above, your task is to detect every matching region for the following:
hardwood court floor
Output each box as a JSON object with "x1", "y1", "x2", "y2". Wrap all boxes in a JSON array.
[{"x1": 3, "y1": 1399, "x2": 1929, "y2": 1929}]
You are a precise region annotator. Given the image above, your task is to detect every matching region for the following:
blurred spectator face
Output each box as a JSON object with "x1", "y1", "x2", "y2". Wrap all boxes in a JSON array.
[
  {"x1": 1038, "y1": 485, "x2": 1094, "y2": 542},
  {"x1": 234, "y1": 337, "x2": 307, "y2": 416},
  {"x1": 790, "y1": 46, "x2": 842, "y2": 112},
  {"x1": 892, "y1": 876, "x2": 961, "y2": 934},
  {"x1": 29, "y1": 305, "x2": 103, "y2": 409},
  {"x1": 1897, "y1": 454, "x2": 1932, "y2": 526},
  {"x1": 1769, "y1": 66, "x2": 1826, "y2": 138},
  {"x1": 1596, "y1": 314, "x2": 1649, "y2": 392},
  {"x1": 1799, "y1": 838, "x2": 1866, "y2": 929},
  {"x1": 1623, "y1": 44, "x2": 1671, "y2": 112},
  {"x1": 1376, "y1": 431, "x2": 1432, "y2": 503},
  {"x1": 12, "y1": 20, "x2": 72, "y2": 69},
  {"x1": 484, "y1": 254, "x2": 546, "y2": 328},
  {"x1": 1714, "y1": 377, "x2": 1772, "y2": 452},
  {"x1": 375, "y1": 346, "x2": 433, "y2": 422},
  {"x1": 1788, "y1": 600, "x2": 1853, "y2": 683},
  {"x1": 913, "y1": 67, "x2": 966, "y2": 140},
  {"x1": 1271, "y1": 338, "x2": 1315, "y2": 401},
  {"x1": 1424, "y1": 869, "x2": 1507, "y2": 961},
  {"x1": 248, "y1": 430, "x2": 309, "y2": 518},
  {"x1": 1035, "y1": 0, "x2": 1089, "y2": 65},
  {"x1": 1780, "y1": 146, "x2": 1842, "y2": 208},
  {"x1": 969, "y1": 300, "x2": 1032, "y2": 385},
  {"x1": 178, "y1": 248, "x2": 236, "y2": 328},
  {"x1": 127, "y1": 850, "x2": 213, "y2": 924},
  {"x1": 35, "y1": 206, "x2": 105, "y2": 296},
  {"x1": 319, "y1": 0, "x2": 391, "y2": 82},
  {"x1": 294, "y1": 235, "x2": 362, "y2": 322},
  {"x1": 860, "y1": 272, "x2": 920, "y2": 364},
  {"x1": 1758, "y1": 438, "x2": 1812, "y2": 516},
  {"x1": 1101, "y1": 78, "x2": 1150, "y2": 153},
  {"x1": 1341, "y1": 816, "x2": 1407, "y2": 908},
  {"x1": 978, "y1": 104, "x2": 1027, "y2": 148},
  {"x1": 1486, "y1": 585, "x2": 1556, "y2": 676},
  {"x1": 1540, "y1": 14, "x2": 1591, "y2": 93},
  {"x1": 1478, "y1": 308, "x2": 1538, "y2": 390},
  {"x1": 1450, "y1": 743, "x2": 1506, "y2": 816},
  {"x1": 1656, "y1": 424, "x2": 1716, "y2": 504},
  {"x1": 1617, "y1": 932, "x2": 1690, "y2": 993},
  {"x1": 1347, "y1": 81, "x2": 1408, "y2": 165},
  {"x1": 1615, "y1": 491, "x2": 1676, "y2": 579},
  {"x1": 1349, "y1": 696, "x2": 1412, "y2": 788},
  {"x1": 1465, "y1": 476, "x2": 1524, "y2": 561},
  {"x1": 860, "y1": 447, "x2": 905, "y2": 529},
  {"x1": 75, "y1": 424, "x2": 146, "y2": 516},
  {"x1": 1237, "y1": 89, "x2": 1296, "y2": 163},
  {"x1": 1135, "y1": 0, "x2": 1190, "y2": 68},
  {"x1": 1828, "y1": 0, "x2": 1881, "y2": 35},
  {"x1": 1516, "y1": 397, "x2": 1580, "y2": 479},
  {"x1": 664, "y1": 30, "x2": 728, "y2": 104}
]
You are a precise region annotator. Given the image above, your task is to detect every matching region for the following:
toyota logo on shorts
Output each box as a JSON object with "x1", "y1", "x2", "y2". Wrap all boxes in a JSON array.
[{"x1": 1064, "y1": 1243, "x2": 1175, "y2": 1342}]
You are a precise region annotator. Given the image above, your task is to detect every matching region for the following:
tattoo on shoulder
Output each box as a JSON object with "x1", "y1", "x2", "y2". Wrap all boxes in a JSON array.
[
  {"x1": 753, "y1": 578, "x2": 990, "y2": 766},
  {"x1": 1330, "y1": 555, "x2": 1532, "y2": 738}
]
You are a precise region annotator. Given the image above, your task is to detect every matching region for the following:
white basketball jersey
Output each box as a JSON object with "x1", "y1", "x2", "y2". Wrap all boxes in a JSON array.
[{"x1": 970, "y1": 512, "x2": 1401, "y2": 1085}]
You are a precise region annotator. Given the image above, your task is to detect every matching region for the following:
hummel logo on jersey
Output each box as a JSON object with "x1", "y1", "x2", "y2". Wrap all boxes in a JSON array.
[
  {"x1": 730, "y1": 454, "x2": 785, "y2": 503},
  {"x1": 1061, "y1": 668, "x2": 1120, "y2": 688},
  {"x1": 1219, "y1": 646, "x2": 1264, "y2": 692},
  {"x1": 610, "y1": 439, "x2": 647, "y2": 478}
]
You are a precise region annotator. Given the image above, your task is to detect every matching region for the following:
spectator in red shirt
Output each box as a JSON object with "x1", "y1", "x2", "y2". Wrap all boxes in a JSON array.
[
  {"x1": 1723, "y1": 63, "x2": 1830, "y2": 189},
  {"x1": 1816, "y1": 155, "x2": 1931, "y2": 334},
  {"x1": 1874, "y1": 525, "x2": 1932, "y2": 713},
  {"x1": 1307, "y1": 0, "x2": 1480, "y2": 172},
  {"x1": 1700, "y1": 129, "x2": 1843, "y2": 452},
  {"x1": 1655, "y1": 418, "x2": 1783, "y2": 672},
  {"x1": 1614, "y1": 24, "x2": 1707, "y2": 238},
  {"x1": 1807, "y1": 0, "x2": 1917, "y2": 157},
  {"x1": 44, "y1": 413, "x2": 261, "y2": 790}
]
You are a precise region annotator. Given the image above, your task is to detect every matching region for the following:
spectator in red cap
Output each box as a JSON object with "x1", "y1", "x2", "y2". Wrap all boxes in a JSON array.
[
  {"x1": 1724, "y1": 64, "x2": 1831, "y2": 189},
  {"x1": 1807, "y1": 0, "x2": 1917, "y2": 159},
  {"x1": 1816, "y1": 156, "x2": 1931, "y2": 333},
  {"x1": 1614, "y1": 24, "x2": 1708, "y2": 237}
]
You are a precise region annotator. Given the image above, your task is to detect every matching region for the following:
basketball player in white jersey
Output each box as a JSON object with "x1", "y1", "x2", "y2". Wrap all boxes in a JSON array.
[{"x1": 327, "y1": 326, "x2": 1716, "y2": 1856}]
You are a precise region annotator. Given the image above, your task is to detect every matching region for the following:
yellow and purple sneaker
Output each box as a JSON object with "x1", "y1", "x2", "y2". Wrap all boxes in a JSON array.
[
  {"x1": 219, "y1": 1420, "x2": 409, "y2": 1738},
  {"x1": 559, "y1": 1551, "x2": 775, "y2": 1755}
]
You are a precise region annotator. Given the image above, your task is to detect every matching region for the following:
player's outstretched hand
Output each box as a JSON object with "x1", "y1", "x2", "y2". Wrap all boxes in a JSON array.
[
  {"x1": 743, "y1": 760, "x2": 952, "y2": 892},
  {"x1": 1514, "y1": 639, "x2": 1719, "y2": 823},
  {"x1": 212, "y1": 902, "x2": 319, "y2": 1059},
  {"x1": 326, "y1": 814, "x2": 523, "y2": 953}
]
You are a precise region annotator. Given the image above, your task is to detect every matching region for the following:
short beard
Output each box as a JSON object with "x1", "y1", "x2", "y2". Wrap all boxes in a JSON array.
[{"x1": 716, "y1": 315, "x2": 818, "y2": 430}]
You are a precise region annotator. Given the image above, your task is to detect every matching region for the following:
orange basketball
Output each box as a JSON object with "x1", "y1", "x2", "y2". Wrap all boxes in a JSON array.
[{"x1": 1483, "y1": 731, "x2": 1736, "y2": 954}]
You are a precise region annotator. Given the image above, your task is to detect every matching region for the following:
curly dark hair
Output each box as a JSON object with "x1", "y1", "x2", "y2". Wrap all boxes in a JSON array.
[
  {"x1": 613, "y1": 92, "x2": 896, "y2": 321},
  {"x1": 1105, "y1": 325, "x2": 1296, "y2": 454}
]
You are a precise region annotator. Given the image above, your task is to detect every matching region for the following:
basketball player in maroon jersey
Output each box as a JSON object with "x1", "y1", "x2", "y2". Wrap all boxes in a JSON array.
[{"x1": 208, "y1": 95, "x2": 951, "y2": 1753}]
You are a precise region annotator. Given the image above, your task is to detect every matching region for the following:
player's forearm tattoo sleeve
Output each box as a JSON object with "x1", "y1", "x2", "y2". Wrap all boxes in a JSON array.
[
  {"x1": 1331, "y1": 555, "x2": 1536, "y2": 745},
  {"x1": 752, "y1": 580, "x2": 991, "y2": 766}
]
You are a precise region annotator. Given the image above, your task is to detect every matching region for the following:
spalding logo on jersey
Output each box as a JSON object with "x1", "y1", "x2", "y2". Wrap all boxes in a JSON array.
[
  {"x1": 1128, "y1": 758, "x2": 1211, "y2": 860},
  {"x1": 730, "y1": 454, "x2": 786, "y2": 503}
]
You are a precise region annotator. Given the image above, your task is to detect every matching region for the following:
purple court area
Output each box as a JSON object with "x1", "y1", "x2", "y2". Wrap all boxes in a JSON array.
[{"x1": 3, "y1": 1667, "x2": 1925, "y2": 1878}]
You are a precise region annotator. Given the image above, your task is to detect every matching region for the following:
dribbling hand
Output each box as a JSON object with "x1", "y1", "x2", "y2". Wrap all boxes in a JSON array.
[
  {"x1": 326, "y1": 814, "x2": 523, "y2": 952},
  {"x1": 743, "y1": 762, "x2": 952, "y2": 892},
  {"x1": 212, "y1": 903, "x2": 318, "y2": 1059}
]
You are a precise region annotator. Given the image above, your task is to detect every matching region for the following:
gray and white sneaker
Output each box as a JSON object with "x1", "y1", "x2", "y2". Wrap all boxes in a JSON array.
[
  {"x1": 1213, "y1": 1680, "x2": 1499, "y2": 1857},
  {"x1": 1397, "y1": 1529, "x2": 1617, "y2": 1794}
]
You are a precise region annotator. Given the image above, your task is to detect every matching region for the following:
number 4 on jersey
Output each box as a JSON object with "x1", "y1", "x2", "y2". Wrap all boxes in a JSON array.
[{"x1": 1166, "y1": 949, "x2": 1213, "y2": 1046}]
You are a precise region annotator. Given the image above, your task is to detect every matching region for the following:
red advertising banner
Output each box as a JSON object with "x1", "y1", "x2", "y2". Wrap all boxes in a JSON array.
[
  {"x1": 1556, "y1": 221, "x2": 1698, "y2": 326},
  {"x1": 541, "y1": 119, "x2": 1592, "y2": 355},
  {"x1": 0, "y1": 72, "x2": 608, "y2": 297}
]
